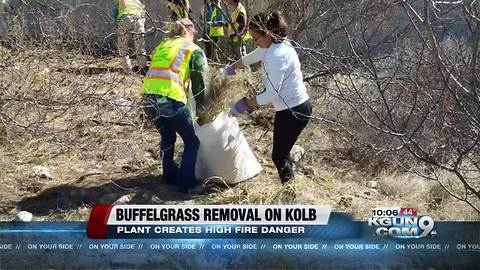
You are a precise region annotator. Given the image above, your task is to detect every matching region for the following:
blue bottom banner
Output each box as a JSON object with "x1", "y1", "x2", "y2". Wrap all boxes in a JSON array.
[{"x1": 0, "y1": 214, "x2": 479, "y2": 269}]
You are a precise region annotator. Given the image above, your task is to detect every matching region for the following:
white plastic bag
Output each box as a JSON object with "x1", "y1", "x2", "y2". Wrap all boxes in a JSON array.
[{"x1": 195, "y1": 112, "x2": 262, "y2": 184}]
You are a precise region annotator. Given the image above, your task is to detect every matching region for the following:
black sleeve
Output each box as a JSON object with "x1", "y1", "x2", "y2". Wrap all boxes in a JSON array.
[{"x1": 237, "y1": 12, "x2": 246, "y2": 34}]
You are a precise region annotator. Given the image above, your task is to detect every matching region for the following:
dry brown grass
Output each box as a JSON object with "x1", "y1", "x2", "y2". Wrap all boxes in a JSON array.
[
  {"x1": 197, "y1": 68, "x2": 263, "y2": 125},
  {"x1": 0, "y1": 48, "x2": 478, "y2": 222}
]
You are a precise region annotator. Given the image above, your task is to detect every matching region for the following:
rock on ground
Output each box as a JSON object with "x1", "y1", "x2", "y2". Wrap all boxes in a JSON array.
[
  {"x1": 367, "y1": 180, "x2": 378, "y2": 189},
  {"x1": 31, "y1": 166, "x2": 52, "y2": 179},
  {"x1": 338, "y1": 195, "x2": 354, "y2": 208},
  {"x1": 291, "y1": 145, "x2": 305, "y2": 164},
  {"x1": 15, "y1": 211, "x2": 33, "y2": 222}
]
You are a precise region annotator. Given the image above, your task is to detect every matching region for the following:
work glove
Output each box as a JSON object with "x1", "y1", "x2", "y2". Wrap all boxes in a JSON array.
[
  {"x1": 223, "y1": 64, "x2": 236, "y2": 76},
  {"x1": 229, "y1": 98, "x2": 252, "y2": 116}
]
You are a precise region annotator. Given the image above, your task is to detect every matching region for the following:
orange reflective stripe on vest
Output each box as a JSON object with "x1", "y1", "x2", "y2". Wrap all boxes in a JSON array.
[
  {"x1": 170, "y1": 42, "x2": 192, "y2": 72},
  {"x1": 143, "y1": 38, "x2": 199, "y2": 104},
  {"x1": 146, "y1": 68, "x2": 185, "y2": 86}
]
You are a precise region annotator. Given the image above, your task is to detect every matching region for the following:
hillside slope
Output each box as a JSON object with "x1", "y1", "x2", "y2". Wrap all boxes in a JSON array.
[{"x1": 0, "y1": 49, "x2": 478, "y2": 222}]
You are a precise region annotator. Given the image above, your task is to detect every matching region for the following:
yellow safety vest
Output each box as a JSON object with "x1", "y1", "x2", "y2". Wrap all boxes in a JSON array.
[
  {"x1": 209, "y1": 6, "x2": 224, "y2": 37},
  {"x1": 228, "y1": 3, "x2": 251, "y2": 42},
  {"x1": 142, "y1": 38, "x2": 200, "y2": 104},
  {"x1": 167, "y1": 1, "x2": 190, "y2": 19},
  {"x1": 117, "y1": 0, "x2": 144, "y2": 20},
  {"x1": 166, "y1": 1, "x2": 190, "y2": 31}
]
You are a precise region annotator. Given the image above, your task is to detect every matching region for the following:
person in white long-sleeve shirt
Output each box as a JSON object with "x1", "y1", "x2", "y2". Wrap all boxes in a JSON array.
[
  {"x1": 225, "y1": 10, "x2": 312, "y2": 183},
  {"x1": 0, "y1": 0, "x2": 12, "y2": 44}
]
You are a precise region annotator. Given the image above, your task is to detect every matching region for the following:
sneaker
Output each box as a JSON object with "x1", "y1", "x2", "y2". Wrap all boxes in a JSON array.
[
  {"x1": 280, "y1": 174, "x2": 295, "y2": 184},
  {"x1": 163, "y1": 174, "x2": 177, "y2": 185}
]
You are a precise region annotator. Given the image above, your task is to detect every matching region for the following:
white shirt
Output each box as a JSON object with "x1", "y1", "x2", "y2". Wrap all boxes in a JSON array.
[
  {"x1": 241, "y1": 47, "x2": 267, "y2": 66},
  {"x1": 241, "y1": 42, "x2": 309, "y2": 111}
]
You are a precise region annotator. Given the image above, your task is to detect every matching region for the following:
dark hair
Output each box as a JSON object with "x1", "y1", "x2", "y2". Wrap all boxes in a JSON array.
[{"x1": 249, "y1": 10, "x2": 288, "y2": 40}]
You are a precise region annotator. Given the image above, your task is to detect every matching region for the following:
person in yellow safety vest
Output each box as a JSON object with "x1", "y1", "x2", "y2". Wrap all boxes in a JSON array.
[
  {"x1": 116, "y1": 0, "x2": 147, "y2": 74},
  {"x1": 204, "y1": 0, "x2": 225, "y2": 62},
  {"x1": 167, "y1": 0, "x2": 192, "y2": 21},
  {"x1": 227, "y1": 0, "x2": 251, "y2": 60},
  {"x1": 143, "y1": 18, "x2": 209, "y2": 193},
  {"x1": 0, "y1": 0, "x2": 12, "y2": 46},
  {"x1": 166, "y1": 0, "x2": 192, "y2": 33}
]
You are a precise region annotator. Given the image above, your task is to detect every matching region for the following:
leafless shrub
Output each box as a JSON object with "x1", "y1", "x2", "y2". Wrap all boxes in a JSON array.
[
  {"x1": 1, "y1": 0, "x2": 478, "y2": 216},
  {"x1": 0, "y1": 1, "x2": 151, "y2": 164},
  {"x1": 277, "y1": 0, "x2": 480, "y2": 212}
]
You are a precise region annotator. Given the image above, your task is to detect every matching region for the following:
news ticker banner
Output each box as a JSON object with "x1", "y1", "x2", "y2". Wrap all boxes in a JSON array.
[
  {"x1": 0, "y1": 205, "x2": 478, "y2": 269},
  {"x1": 87, "y1": 205, "x2": 332, "y2": 239}
]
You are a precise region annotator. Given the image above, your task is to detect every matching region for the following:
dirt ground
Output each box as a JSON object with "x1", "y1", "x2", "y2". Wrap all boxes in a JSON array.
[{"x1": 0, "y1": 49, "x2": 478, "y2": 222}]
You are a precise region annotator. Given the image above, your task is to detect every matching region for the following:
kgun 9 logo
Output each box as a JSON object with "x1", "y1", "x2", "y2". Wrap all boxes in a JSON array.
[{"x1": 368, "y1": 208, "x2": 437, "y2": 238}]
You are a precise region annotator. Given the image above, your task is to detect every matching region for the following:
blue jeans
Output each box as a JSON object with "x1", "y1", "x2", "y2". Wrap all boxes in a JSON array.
[{"x1": 144, "y1": 95, "x2": 200, "y2": 193}]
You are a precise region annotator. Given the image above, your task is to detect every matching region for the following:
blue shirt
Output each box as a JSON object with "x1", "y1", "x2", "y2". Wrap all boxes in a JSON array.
[{"x1": 205, "y1": 3, "x2": 225, "y2": 25}]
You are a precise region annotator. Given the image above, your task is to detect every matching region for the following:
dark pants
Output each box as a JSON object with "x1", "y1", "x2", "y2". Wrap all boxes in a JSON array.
[
  {"x1": 144, "y1": 95, "x2": 200, "y2": 193},
  {"x1": 229, "y1": 36, "x2": 246, "y2": 61},
  {"x1": 205, "y1": 36, "x2": 220, "y2": 62},
  {"x1": 272, "y1": 100, "x2": 312, "y2": 183}
]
